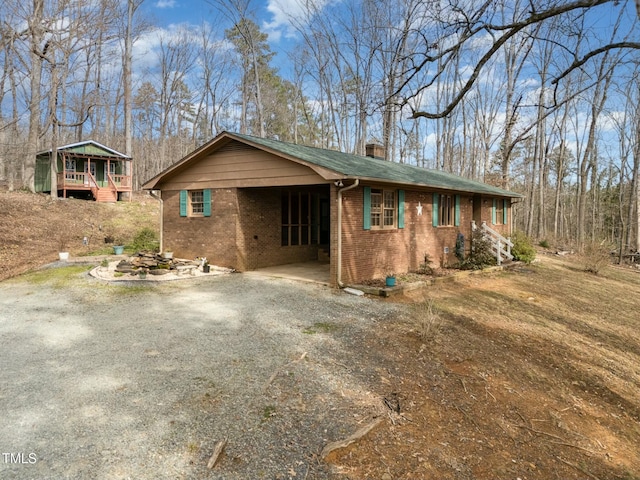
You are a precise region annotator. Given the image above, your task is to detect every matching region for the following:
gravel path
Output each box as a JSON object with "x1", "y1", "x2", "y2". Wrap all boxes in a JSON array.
[{"x1": 0, "y1": 268, "x2": 403, "y2": 479}]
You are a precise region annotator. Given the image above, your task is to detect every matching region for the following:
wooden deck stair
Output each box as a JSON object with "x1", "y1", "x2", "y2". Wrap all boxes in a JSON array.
[
  {"x1": 94, "y1": 187, "x2": 117, "y2": 202},
  {"x1": 86, "y1": 172, "x2": 118, "y2": 202}
]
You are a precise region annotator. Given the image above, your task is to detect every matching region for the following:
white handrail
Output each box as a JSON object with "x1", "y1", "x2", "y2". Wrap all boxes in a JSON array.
[{"x1": 472, "y1": 221, "x2": 514, "y2": 265}]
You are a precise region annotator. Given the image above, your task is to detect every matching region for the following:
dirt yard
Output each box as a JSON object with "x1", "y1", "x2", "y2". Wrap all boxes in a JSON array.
[
  {"x1": 0, "y1": 190, "x2": 159, "y2": 281},
  {"x1": 1, "y1": 191, "x2": 639, "y2": 479},
  {"x1": 328, "y1": 256, "x2": 640, "y2": 479}
]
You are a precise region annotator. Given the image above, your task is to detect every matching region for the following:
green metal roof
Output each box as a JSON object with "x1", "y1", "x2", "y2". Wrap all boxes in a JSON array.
[
  {"x1": 231, "y1": 132, "x2": 521, "y2": 198},
  {"x1": 36, "y1": 140, "x2": 130, "y2": 159}
]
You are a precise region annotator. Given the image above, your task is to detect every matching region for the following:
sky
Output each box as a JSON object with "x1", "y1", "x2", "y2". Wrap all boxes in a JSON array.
[
  {"x1": 134, "y1": 0, "x2": 313, "y2": 81},
  {"x1": 127, "y1": 0, "x2": 639, "y2": 166},
  {"x1": 142, "y1": 0, "x2": 303, "y2": 43}
]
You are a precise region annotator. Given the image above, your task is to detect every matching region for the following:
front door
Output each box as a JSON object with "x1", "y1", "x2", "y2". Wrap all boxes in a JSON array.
[{"x1": 473, "y1": 194, "x2": 482, "y2": 225}]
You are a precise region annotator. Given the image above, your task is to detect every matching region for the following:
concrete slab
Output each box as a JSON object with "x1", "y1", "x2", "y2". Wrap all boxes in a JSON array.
[{"x1": 244, "y1": 261, "x2": 330, "y2": 285}]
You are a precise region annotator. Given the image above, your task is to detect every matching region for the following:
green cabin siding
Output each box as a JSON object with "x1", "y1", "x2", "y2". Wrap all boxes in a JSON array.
[{"x1": 35, "y1": 157, "x2": 52, "y2": 192}]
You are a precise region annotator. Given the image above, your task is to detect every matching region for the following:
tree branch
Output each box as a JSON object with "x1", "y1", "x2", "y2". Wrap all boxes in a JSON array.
[
  {"x1": 552, "y1": 41, "x2": 640, "y2": 85},
  {"x1": 405, "y1": 0, "x2": 621, "y2": 119}
]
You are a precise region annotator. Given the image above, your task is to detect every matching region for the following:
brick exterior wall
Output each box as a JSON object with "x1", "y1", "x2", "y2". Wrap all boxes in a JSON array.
[
  {"x1": 163, "y1": 184, "x2": 511, "y2": 285},
  {"x1": 336, "y1": 185, "x2": 512, "y2": 285},
  {"x1": 162, "y1": 187, "x2": 319, "y2": 271},
  {"x1": 162, "y1": 188, "x2": 239, "y2": 268}
]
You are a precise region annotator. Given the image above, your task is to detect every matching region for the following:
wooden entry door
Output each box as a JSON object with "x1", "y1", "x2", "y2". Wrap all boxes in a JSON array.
[{"x1": 472, "y1": 194, "x2": 482, "y2": 224}]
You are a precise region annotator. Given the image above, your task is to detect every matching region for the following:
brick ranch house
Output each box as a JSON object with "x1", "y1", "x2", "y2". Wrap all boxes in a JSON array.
[{"x1": 142, "y1": 131, "x2": 521, "y2": 287}]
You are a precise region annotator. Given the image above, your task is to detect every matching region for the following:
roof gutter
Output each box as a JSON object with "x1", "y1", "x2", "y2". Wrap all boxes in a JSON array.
[{"x1": 336, "y1": 179, "x2": 359, "y2": 288}]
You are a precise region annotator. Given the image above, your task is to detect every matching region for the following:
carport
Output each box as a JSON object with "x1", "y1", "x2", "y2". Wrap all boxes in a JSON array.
[{"x1": 244, "y1": 260, "x2": 330, "y2": 285}]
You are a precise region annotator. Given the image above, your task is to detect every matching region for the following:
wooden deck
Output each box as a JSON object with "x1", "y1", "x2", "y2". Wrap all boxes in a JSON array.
[{"x1": 57, "y1": 172, "x2": 132, "y2": 202}]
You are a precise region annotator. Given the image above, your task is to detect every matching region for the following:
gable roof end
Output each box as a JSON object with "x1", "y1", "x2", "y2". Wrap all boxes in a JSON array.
[{"x1": 36, "y1": 140, "x2": 131, "y2": 159}]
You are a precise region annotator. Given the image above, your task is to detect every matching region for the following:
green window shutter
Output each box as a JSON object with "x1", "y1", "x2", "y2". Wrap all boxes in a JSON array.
[
  {"x1": 398, "y1": 190, "x2": 405, "y2": 229},
  {"x1": 203, "y1": 189, "x2": 212, "y2": 217},
  {"x1": 503, "y1": 199, "x2": 508, "y2": 225},
  {"x1": 454, "y1": 194, "x2": 461, "y2": 226},
  {"x1": 492, "y1": 198, "x2": 497, "y2": 224},
  {"x1": 363, "y1": 186, "x2": 371, "y2": 230},
  {"x1": 432, "y1": 193, "x2": 439, "y2": 227},
  {"x1": 179, "y1": 190, "x2": 188, "y2": 217}
]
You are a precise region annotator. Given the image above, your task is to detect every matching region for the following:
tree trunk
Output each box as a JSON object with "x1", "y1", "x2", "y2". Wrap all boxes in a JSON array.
[{"x1": 25, "y1": 0, "x2": 45, "y2": 192}]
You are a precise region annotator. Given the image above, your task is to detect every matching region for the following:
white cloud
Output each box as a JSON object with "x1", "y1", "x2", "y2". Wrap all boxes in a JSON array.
[
  {"x1": 263, "y1": 0, "x2": 333, "y2": 40},
  {"x1": 155, "y1": 0, "x2": 177, "y2": 8}
]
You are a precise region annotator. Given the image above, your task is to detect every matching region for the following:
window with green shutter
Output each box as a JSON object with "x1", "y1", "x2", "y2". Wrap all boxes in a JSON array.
[
  {"x1": 398, "y1": 190, "x2": 405, "y2": 229},
  {"x1": 363, "y1": 187, "x2": 371, "y2": 230},
  {"x1": 432, "y1": 193, "x2": 439, "y2": 226},
  {"x1": 190, "y1": 190, "x2": 205, "y2": 215},
  {"x1": 437, "y1": 194, "x2": 454, "y2": 226},
  {"x1": 364, "y1": 186, "x2": 399, "y2": 229},
  {"x1": 203, "y1": 189, "x2": 211, "y2": 217},
  {"x1": 503, "y1": 199, "x2": 508, "y2": 225},
  {"x1": 492, "y1": 199, "x2": 497, "y2": 224},
  {"x1": 181, "y1": 189, "x2": 211, "y2": 217},
  {"x1": 493, "y1": 198, "x2": 505, "y2": 225},
  {"x1": 180, "y1": 190, "x2": 188, "y2": 217}
]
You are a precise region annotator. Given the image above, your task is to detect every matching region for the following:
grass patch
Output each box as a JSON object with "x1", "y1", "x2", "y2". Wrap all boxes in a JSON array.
[
  {"x1": 262, "y1": 405, "x2": 277, "y2": 421},
  {"x1": 18, "y1": 265, "x2": 92, "y2": 288},
  {"x1": 105, "y1": 284, "x2": 153, "y2": 295},
  {"x1": 302, "y1": 322, "x2": 338, "y2": 334}
]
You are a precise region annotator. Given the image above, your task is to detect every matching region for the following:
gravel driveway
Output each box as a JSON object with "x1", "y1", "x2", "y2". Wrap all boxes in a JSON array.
[{"x1": 0, "y1": 267, "x2": 402, "y2": 479}]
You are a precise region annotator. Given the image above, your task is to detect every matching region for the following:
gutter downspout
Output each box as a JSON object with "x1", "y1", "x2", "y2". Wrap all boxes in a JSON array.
[
  {"x1": 149, "y1": 190, "x2": 163, "y2": 252},
  {"x1": 337, "y1": 179, "x2": 359, "y2": 288}
]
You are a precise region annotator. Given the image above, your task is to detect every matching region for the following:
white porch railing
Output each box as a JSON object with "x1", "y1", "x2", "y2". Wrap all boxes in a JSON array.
[{"x1": 472, "y1": 220, "x2": 514, "y2": 265}]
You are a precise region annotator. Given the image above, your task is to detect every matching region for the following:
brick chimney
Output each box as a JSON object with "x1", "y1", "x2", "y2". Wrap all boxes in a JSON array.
[{"x1": 365, "y1": 143, "x2": 385, "y2": 160}]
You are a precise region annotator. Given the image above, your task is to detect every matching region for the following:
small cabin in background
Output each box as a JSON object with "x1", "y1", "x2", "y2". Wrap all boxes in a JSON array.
[{"x1": 35, "y1": 140, "x2": 132, "y2": 202}]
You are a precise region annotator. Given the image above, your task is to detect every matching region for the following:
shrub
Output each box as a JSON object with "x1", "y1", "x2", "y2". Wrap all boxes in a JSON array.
[
  {"x1": 455, "y1": 232, "x2": 465, "y2": 262},
  {"x1": 129, "y1": 227, "x2": 159, "y2": 252},
  {"x1": 512, "y1": 231, "x2": 537, "y2": 264},
  {"x1": 418, "y1": 252, "x2": 434, "y2": 275},
  {"x1": 460, "y1": 228, "x2": 497, "y2": 270},
  {"x1": 413, "y1": 299, "x2": 441, "y2": 340},
  {"x1": 583, "y1": 241, "x2": 612, "y2": 274},
  {"x1": 539, "y1": 239, "x2": 550, "y2": 249}
]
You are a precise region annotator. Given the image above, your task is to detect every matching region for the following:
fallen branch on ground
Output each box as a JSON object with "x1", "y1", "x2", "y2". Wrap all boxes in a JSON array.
[
  {"x1": 321, "y1": 418, "x2": 383, "y2": 459},
  {"x1": 207, "y1": 438, "x2": 227, "y2": 469},
  {"x1": 557, "y1": 456, "x2": 601, "y2": 480}
]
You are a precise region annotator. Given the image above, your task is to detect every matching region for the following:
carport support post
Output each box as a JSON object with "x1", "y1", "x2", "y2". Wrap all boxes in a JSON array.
[
  {"x1": 336, "y1": 179, "x2": 359, "y2": 288},
  {"x1": 150, "y1": 190, "x2": 163, "y2": 252}
]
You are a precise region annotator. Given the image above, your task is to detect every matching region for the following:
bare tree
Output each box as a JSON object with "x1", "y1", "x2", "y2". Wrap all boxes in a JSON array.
[
  {"x1": 23, "y1": 0, "x2": 46, "y2": 192},
  {"x1": 396, "y1": 0, "x2": 639, "y2": 121},
  {"x1": 123, "y1": 0, "x2": 145, "y2": 158}
]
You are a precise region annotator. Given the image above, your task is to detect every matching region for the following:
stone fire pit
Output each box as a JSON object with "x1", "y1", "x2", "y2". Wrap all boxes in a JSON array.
[
  {"x1": 90, "y1": 252, "x2": 233, "y2": 282},
  {"x1": 115, "y1": 252, "x2": 199, "y2": 275}
]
